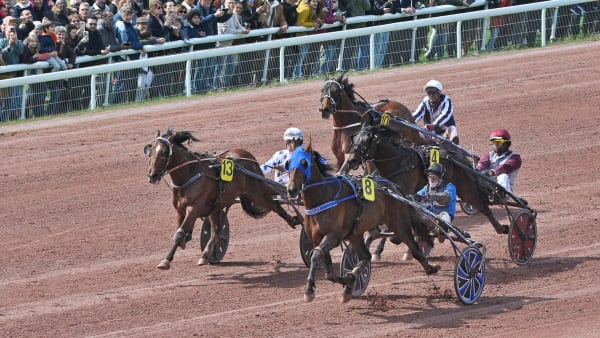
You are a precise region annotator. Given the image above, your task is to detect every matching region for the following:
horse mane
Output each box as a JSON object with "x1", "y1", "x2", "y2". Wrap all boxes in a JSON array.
[
  {"x1": 312, "y1": 150, "x2": 335, "y2": 177},
  {"x1": 335, "y1": 73, "x2": 356, "y2": 102},
  {"x1": 169, "y1": 131, "x2": 199, "y2": 150}
]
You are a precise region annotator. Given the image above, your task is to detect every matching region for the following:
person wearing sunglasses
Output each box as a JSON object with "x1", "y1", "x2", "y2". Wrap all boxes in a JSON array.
[
  {"x1": 412, "y1": 79, "x2": 460, "y2": 144},
  {"x1": 476, "y1": 128, "x2": 522, "y2": 194}
]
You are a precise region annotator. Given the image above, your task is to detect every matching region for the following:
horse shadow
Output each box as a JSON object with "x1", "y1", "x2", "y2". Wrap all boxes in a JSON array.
[
  {"x1": 203, "y1": 260, "x2": 314, "y2": 289},
  {"x1": 352, "y1": 293, "x2": 551, "y2": 329}
]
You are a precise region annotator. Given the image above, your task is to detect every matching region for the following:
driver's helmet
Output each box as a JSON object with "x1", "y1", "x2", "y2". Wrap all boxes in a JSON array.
[
  {"x1": 489, "y1": 128, "x2": 511, "y2": 142},
  {"x1": 423, "y1": 80, "x2": 443, "y2": 92},
  {"x1": 283, "y1": 127, "x2": 304, "y2": 142},
  {"x1": 425, "y1": 163, "x2": 446, "y2": 179}
]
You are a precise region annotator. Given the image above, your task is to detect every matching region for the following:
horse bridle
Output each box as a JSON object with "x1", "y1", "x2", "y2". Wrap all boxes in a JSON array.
[
  {"x1": 320, "y1": 80, "x2": 344, "y2": 115},
  {"x1": 145, "y1": 136, "x2": 174, "y2": 180}
]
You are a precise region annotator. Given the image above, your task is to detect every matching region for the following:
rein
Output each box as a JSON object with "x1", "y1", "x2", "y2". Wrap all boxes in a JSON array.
[{"x1": 302, "y1": 176, "x2": 359, "y2": 216}]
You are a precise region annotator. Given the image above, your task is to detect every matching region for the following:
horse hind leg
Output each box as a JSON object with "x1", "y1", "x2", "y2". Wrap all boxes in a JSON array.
[
  {"x1": 481, "y1": 204, "x2": 509, "y2": 234},
  {"x1": 198, "y1": 211, "x2": 222, "y2": 266},
  {"x1": 273, "y1": 201, "x2": 303, "y2": 228}
]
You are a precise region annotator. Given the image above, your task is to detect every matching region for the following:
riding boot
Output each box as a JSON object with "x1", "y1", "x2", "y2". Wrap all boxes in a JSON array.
[{"x1": 451, "y1": 136, "x2": 460, "y2": 145}]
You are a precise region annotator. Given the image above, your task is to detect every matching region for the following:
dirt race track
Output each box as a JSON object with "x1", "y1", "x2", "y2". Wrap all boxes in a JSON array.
[{"x1": 2, "y1": 41, "x2": 600, "y2": 338}]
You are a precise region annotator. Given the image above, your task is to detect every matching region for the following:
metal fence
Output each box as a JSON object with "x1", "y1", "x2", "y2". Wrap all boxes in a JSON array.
[{"x1": 1, "y1": 0, "x2": 598, "y2": 122}]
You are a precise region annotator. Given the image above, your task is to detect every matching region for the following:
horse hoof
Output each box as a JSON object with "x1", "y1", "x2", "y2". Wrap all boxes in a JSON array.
[
  {"x1": 304, "y1": 293, "x2": 315, "y2": 303},
  {"x1": 340, "y1": 293, "x2": 352, "y2": 303},
  {"x1": 157, "y1": 260, "x2": 171, "y2": 270},
  {"x1": 197, "y1": 257, "x2": 209, "y2": 266},
  {"x1": 429, "y1": 264, "x2": 441, "y2": 274},
  {"x1": 178, "y1": 242, "x2": 186, "y2": 250},
  {"x1": 371, "y1": 253, "x2": 381, "y2": 262}
]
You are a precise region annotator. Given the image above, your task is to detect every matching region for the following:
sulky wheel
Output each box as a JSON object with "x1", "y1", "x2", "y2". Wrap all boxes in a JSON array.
[
  {"x1": 340, "y1": 245, "x2": 371, "y2": 297},
  {"x1": 459, "y1": 200, "x2": 478, "y2": 215},
  {"x1": 199, "y1": 211, "x2": 230, "y2": 264},
  {"x1": 454, "y1": 245, "x2": 485, "y2": 305},
  {"x1": 299, "y1": 227, "x2": 316, "y2": 268},
  {"x1": 508, "y1": 209, "x2": 537, "y2": 265}
]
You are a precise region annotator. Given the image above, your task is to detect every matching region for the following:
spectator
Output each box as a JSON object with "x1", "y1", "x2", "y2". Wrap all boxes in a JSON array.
[
  {"x1": 20, "y1": 32, "x2": 47, "y2": 117},
  {"x1": 384, "y1": 0, "x2": 415, "y2": 66},
  {"x1": 370, "y1": 0, "x2": 394, "y2": 69},
  {"x1": 31, "y1": 0, "x2": 53, "y2": 22},
  {"x1": 0, "y1": 20, "x2": 24, "y2": 121},
  {"x1": 316, "y1": 0, "x2": 344, "y2": 75},
  {"x1": 485, "y1": 0, "x2": 511, "y2": 51},
  {"x1": 181, "y1": 0, "x2": 197, "y2": 13},
  {"x1": 292, "y1": 0, "x2": 321, "y2": 79},
  {"x1": 260, "y1": 0, "x2": 289, "y2": 82},
  {"x1": 476, "y1": 128, "x2": 522, "y2": 194},
  {"x1": 214, "y1": 0, "x2": 249, "y2": 90},
  {"x1": 38, "y1": 19, "x2": 68, "y2": 72},
  {"x1": 78, "y1": 2, "x2": 92, "y2": 22},
  {"x1": 91, "y1": 0, "x2": 112, "y2": 15},
  {"x1": 193, "y1": 0, "x2": 227, "y2": 92},
  {"x1": 340, "y1": 0, "x2": 371, "y2": 70},
  {"x1": 16, "y1": 8, "x2": 35, "y2": 40},
  {"x1": 426, "y1": 0, "x2": 469, "y2": 60},
  {"x1": 47, "y1": 25, "x2": 77, "y2": 115},
  {"x1": 412, "y1": 80, "x2": 459, "y2": 144},
  {"x1": 114, "y1": 0, "x2": 139, "y2": 24},
  {"x1": 51, "y1": 0, "x2": 71, "y2": 26},
  {"x1": 113, "y1": 5, "x2": 145, "y2": 103},
  {"x1": 12, "y1": 0, "x2": 33, "y2": 19},
  {"x1": 182, "y1": 9, "x2": 207, "y2": 93}
]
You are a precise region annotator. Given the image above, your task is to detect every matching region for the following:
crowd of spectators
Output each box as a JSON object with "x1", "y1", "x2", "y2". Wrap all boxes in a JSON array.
[{"x1": 1, "y1": 0, "x2": 600, "y2": 121}]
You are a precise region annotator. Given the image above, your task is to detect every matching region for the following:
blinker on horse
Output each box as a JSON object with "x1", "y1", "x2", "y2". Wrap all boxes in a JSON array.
[{"x1": 144, "y1": 129, "x2": 302, "y2": 270}]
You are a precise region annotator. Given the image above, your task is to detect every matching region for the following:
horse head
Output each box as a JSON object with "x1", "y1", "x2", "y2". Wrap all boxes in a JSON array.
[
  {"x1": 286, "y1": 142, "x2": 312, "y2": 199},
  {"x1": 144, "y1": 129, "x2": 199, "y2": 183},
  {"x1": 346, "y1": 123, "x2": 379, "y2": 171},
  {"x1": 319, "y1": 73, "x2": 353, "y2": 119}
]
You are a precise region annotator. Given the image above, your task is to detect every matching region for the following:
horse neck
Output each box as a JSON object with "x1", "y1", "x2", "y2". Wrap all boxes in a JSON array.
[
  {"x1": 373, "y1": 138, "x2": 425, "y2": 194},
  {"x1": 167, "y1": 146, "x2": 204, "y2": 185}
]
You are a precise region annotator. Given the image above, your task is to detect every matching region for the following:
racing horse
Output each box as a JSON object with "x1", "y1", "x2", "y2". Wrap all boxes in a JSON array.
[
  {"x1": 345, "y1": 124, "x2": 509, "y2": 236},
  {"x1": 286, "y1": 140, "x2": 440, "y2": 303},
  {"x1": 319, "y1": 73, "x2": 426, "y2": 169},
  {"x1": 145, "y1": 129, "x2": 302, "y2": 269}
]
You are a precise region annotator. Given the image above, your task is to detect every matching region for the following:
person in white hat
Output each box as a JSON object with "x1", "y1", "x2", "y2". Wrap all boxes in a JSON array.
[
  {"x1": 261, "y1": 127, "x2": 304, "y2": 184},
  {"x1": 412, "y1": 79, "x2": 460, "y2": 144}
]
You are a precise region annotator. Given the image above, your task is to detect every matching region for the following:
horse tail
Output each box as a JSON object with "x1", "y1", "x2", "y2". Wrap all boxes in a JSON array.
[{"x1": 240, "y1": 196, "x2": 270, "y2": 219}]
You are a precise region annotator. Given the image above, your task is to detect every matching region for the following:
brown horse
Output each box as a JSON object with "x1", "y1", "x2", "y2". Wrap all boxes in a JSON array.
[
  {"x1": 144, "y1": 129, "x2": 302, "y2": 269},
  {"x1": 319, "y1": 73, "x2": 423, "y2": 169},
  {"x1": 345, "y1": 124, "x2": 509, "y2": 235},
  {"x1": 286, "y1": 140, "x2": 439, "y2": 303}
]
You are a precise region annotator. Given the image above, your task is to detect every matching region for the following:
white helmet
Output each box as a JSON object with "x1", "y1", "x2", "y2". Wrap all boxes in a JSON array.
[
  {"x1": 283, "y1": 127, "x2": 304, "y2": 141},
  {"x1": 423, "y1": 80, "x2": 443, "y2": 92}
]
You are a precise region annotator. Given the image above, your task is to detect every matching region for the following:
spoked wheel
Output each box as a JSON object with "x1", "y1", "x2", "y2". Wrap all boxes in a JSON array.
[
  {"x1": 508, "y1": 209, "x2": 537, "y2": 265},
  {"x1": 299, "y1": 227, "x2": 316, "y2": 268},
  {"x1": 340, "y1": 245, "x2": 371, "y2": 297},
  {"x1": 199, "y1": 211, "x2": 230, "y2": 264},
  {"x1": 459, "y1": 200, "x2": 478, "y2": 215},
  {"x1": 454, "y1": 245, "x2": 485, "y2": 305}
]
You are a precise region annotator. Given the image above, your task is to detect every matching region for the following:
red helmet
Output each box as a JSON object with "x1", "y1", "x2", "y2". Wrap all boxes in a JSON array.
[{"x1": 489, "y1": 128, "x2": 511, "y2": 142}]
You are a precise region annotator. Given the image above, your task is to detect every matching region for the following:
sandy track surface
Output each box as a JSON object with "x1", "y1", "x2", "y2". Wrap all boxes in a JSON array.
[{"x1": 2, "y1": 41, "x2": 600, "y2": 337}]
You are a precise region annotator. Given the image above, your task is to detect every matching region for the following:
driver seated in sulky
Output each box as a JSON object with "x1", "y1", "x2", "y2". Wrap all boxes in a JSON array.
[
  {"x1": 412, "y1": 80, "x2": 460, "y2": 144},
  {"x1": 476, "y1": 128, "x2": 522, "y2": 194},
  {"x1": 261, "y1": 127, "x2": 304, "y2": 184}
]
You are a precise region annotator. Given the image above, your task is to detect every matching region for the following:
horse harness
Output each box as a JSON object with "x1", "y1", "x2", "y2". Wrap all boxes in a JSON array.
[{"x1": 321, "y1": 79, "x2": 382, "y2": 131}]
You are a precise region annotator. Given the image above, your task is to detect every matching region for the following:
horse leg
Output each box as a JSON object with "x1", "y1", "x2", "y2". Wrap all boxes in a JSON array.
[
  {"x1": 391, "y1": 222, "x2": 440, "y2": 275},
  {"x1": 157, "y1": 208, "x2": 199, "y2": 270},
  {"x1": 198, "y1": 210, "x2": 223, "y2": 265},
  {"x1": 305, "y1": 233, "x2": 340, "y2": 302},
  {"x1": 372, "y1": 238, "x2": 386, "y2": 261},
  {"x1": 481, "y1": 203, "x2": 509, "y2": 234},
  {"x1": 331, "y1": 130, "x2": 346, "y2": 170},
  {"x1": 272, "y1": 201, "x2": 303, "y2": 228},
  {"x1": 341, "y1": 236, "x2": 372, "y2": 303}
]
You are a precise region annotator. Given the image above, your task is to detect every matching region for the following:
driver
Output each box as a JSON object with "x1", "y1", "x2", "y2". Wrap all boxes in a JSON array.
[
  {"x1": 401, "y1": 163, "x2": 457, "y2": 261},
  {"x1": 261, "y1": 127, "x2": 304, "y2": 184},
  {"x1": 412, "y1": 80, "x2": 460, "y2": 144},
  {"x1": 476, "y1": 128, "x2": 522, "y2": 193}
]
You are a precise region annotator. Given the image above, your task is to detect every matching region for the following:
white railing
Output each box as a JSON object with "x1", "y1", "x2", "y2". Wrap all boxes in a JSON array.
[{"x1": 0, "y1": 0, "x2": 595, "y2": 120}]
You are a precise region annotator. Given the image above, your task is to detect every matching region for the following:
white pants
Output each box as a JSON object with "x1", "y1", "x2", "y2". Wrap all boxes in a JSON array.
[{"x1": 494, "y1": 173, "x2": 513, "y2": 193}]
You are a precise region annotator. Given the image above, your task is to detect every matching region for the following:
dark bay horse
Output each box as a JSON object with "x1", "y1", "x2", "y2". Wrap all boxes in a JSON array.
[
  {"x1": 145, "y1": 129, "x2": 302, "y2": 269},
  {"x1": 345, "y1": 124, "x2": 508, "y2": 235},
  {"x1": 286, "y1": 141, "x2": 439, "y2": 303},
  {"x1": 319, "y1": 73, "x2": 424, "y2": 169}
]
